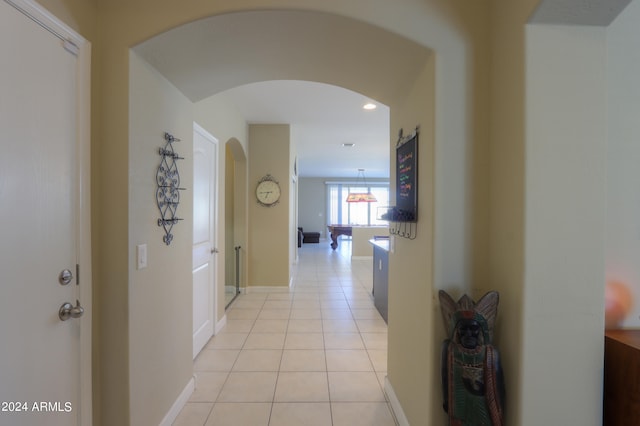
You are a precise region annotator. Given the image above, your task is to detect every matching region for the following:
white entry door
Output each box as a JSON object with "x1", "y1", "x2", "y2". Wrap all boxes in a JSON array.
[
  {"x1": 192, "y1": 123, "x2": 218, "y2": 358},
  {"x1": 0, "y1": 1, "x2": 91, "y2": 425}
]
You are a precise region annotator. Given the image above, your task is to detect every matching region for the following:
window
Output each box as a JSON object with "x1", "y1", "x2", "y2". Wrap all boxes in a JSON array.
[{"x1": 326, "y1": 183, "x2": 389, "y2": 226}]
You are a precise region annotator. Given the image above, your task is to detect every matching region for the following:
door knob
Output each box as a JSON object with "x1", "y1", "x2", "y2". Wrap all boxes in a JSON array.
[{"x1": 59, "y1": 300, "x2": 84, "y2": 321}]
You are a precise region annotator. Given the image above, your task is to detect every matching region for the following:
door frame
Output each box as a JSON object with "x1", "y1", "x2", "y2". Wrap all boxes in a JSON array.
[
  {"x1": 4, "y1": 0, "x2": 92, "y2": 424},
  {"x1": 192, "y1": 122, "x2": 219, "y2": 357}
]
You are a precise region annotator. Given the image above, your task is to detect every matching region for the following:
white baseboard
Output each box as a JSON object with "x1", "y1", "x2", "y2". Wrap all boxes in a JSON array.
[
  {"x1": 245, "y1": 286, "x2": 291, "y2": 293},
  {"x1": 215, "y1": 314, "x2": 227, "y2": 335},
  {"x1": 351, "y1": 255, "x2": 373, "y2": 261},
  {"x1": 159, "y1": 376, "x2": 195, "y2": 426},
  {"x1": 384, "y1": 376, "x2": 409, "y2": 426}
]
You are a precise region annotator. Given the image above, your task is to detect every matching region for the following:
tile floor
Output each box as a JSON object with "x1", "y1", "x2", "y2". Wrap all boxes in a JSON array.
[{"x1": 173, "y1": 240, "x2": 397, "y2": 426}]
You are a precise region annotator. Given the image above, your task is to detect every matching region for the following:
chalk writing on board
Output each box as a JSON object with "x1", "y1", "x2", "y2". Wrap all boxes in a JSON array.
[
  {"x1": 388, "y1": 131, "x2": 418, "y2": 222},
  {"x1": 398, "y1": 151, "x2": 413, "y2": 200}
]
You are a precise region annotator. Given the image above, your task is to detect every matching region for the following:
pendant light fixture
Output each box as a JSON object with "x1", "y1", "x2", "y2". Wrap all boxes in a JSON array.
[{"x1": 346, "y1": 168, "x2": 377, "y2": 203}]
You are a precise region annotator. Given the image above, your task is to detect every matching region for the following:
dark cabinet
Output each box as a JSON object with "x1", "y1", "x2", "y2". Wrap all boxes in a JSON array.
[
  {"x1": 604, "y1": 330, "x2": 640, "y2": 425},
  {"x1": 371, "y1": 239, "x2": 389, "y2": 323}
]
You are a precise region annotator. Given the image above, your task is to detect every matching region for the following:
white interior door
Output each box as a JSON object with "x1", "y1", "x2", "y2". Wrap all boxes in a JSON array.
[
  {"x1": 0, "y1": 1, "x2": 90, "y2": 425},
  {"x1": 192, "y1": 123, "x2": 218, "y2": 358}
]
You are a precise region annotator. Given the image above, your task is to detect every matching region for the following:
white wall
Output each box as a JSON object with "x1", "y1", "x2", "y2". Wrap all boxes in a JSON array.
[
  {"x1": 128, "y1": 51, "x2": 254, "y2": 426},
  {"x1": 298, "y1": 178, "x2": 327, "y2": 237},
  {"x1": 195, "y1": 97, "x2": 248, "y2": 155},
  {"x1": 606, "y1": 0, "x2": 640, "y2": 328},
  {"x1": 129, "y1": 52, "x2": 194, "y2": 426},
  {"x1": 521, "y1": 24, "x2": 606, "y2": 426}
]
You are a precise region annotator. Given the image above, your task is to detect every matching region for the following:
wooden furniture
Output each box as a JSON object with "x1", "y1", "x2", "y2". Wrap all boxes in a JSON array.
[
  {"x1": 370, "y1": 238, "x2": 389, "y2": 323},
  {"x1": 327, "y1": 224, "x2": 352, "y2": 250},
  {"x1": 604, "y1": 330, "x2": 640, "y2": 425}
]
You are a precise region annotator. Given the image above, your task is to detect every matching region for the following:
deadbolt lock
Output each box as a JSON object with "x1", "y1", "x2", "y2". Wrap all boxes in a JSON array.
[{"x1": 59, "y1": 269, "x2": 73, "y2": 285}]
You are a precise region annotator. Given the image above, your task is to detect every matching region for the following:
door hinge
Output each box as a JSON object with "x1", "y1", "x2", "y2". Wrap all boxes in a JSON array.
[{"x1": 76, "y1": 264, "x2": 80, "y2": 285}]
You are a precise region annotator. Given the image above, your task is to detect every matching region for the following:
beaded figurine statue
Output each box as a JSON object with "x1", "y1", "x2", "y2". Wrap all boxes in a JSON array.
[{"x1": 439, "y1": 290, "x2": 505, "y2": 426}]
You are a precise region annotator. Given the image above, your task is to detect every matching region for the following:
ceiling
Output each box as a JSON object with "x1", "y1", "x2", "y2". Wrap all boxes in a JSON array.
[
  {"x1": 132, "y1": 2, "x2": 633, "y2": 179},
  {"x1": 530, "y1": 0, "x2": 631, "y2": 25},
  {"x1": 213, "y1": 80, "x2": 390, "y2": 179},
  {"x1": 133, "y1": 10, "x2": 432, "y2": 179}
]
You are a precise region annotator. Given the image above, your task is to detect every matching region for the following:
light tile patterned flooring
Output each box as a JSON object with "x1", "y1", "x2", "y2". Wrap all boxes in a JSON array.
[{"x1": 173, "y1": 240, "x2": 397, "y2": 426}]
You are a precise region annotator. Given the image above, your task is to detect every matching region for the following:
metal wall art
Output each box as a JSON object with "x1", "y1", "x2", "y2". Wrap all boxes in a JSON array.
[{"x1": 156, "y1": 132, "x2": 185, "y2": 245}]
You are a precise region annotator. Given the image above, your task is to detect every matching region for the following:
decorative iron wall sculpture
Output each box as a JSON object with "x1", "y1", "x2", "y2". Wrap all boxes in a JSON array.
[{"x1": 156, "y1": 132, "x2": 185, "y2": 245}]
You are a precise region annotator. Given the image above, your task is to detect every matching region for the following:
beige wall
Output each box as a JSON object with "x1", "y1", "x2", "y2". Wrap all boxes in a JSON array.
[
  {"x1": 27, "y1": 1, "x2": 490, "y2": 425},
  {"x1": 129, "y1": 52, "x2": 194, "y2": 426},
  {"x1": 352, "y1": 227, "x2": 389, "y2": 258},
  {"x1": 225, "y1": 145, "x2": 236, "y2": 290},
  {"x1": 110, "y1": 3, "x2": 474, "y2": 422},
  {"x1": 248, "y1": 124, "x2": 291, "y2": 287},
  {"x1": 103, "y1": 2, "x2": 482, "y2": 422},
  {"x1": 488, "y1": 1, "x2": 537, "y2": 424},
  {"x1": 230, "y1": 140, "x2": 249, "y2": 292},
  {"x1": 36, "y1": 0, "x2": 98, "y2": 40},
  {"x1": 32, "y1": 0, "x2": 620, "y2": 425},
  {"x1": 387, "y1": 56, "x2": 438, "y2": 425},
  {"x1": 194, "y1": 97, "x2": 248, "y2": 316}
]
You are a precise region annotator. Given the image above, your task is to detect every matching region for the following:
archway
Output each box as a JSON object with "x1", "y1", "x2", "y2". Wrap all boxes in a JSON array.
[
  {"x1": 126, "y1": 8, "x2": 437, "y2": 426},
  {"x1": 224, "y1": 137, "x2": 247, "y2": 309}
]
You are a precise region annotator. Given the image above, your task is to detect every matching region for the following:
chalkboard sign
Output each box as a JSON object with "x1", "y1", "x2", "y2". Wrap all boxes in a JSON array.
[{"x1": 394, "y1": 132, "x2": 418, "y2": 222}]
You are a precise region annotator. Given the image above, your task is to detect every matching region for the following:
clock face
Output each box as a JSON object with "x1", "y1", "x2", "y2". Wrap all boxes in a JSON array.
[{"x1": 256, "y1": 178, "x2": 281, "y2": 206}]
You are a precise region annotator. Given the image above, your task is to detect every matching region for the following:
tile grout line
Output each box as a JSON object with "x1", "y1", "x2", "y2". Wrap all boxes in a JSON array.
[
  {"x1": 320, "y1": 276, "x2": 334, "y2": 424},
  {"x1": 188, "y1": 243, "x2": 392, "y2": 425}
]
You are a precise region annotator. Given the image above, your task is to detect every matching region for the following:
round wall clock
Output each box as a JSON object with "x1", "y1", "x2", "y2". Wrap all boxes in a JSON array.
[{"x1": 256, "y1": 174, "x2": 281, "y2": 207}]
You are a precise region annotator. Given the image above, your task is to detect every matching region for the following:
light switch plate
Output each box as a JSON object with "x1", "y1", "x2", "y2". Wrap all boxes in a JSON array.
[{"x1": 137, "y1": 244, "x2": 147, "y2": 270}]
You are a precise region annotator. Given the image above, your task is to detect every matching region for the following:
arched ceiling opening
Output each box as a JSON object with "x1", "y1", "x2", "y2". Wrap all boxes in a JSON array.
[
  {"x1": 215, "y1": 80, "x2": 391, "y2": 178},
  {"x1": 133, "y1": 10, "x2": 432, "y2": 178}
]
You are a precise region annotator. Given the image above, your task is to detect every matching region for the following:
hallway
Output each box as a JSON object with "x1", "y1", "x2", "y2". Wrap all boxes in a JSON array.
[{"x1": 173, "y1": 240, "x2": 396, "y2": 425}]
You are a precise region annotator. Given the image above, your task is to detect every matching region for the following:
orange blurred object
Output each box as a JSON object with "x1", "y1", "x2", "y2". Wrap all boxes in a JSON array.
[{"x1": 605, "y1": 281, "x2": 633, "y2": 329}]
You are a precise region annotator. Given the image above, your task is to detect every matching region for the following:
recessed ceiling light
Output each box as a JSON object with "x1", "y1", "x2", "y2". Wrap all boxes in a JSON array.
[
  {"x1": 363, "y1": 103, "x2": 377, "y2": 110},
  {"x1": 342, "y1": 143, "x2": 356, "y2": 148}
]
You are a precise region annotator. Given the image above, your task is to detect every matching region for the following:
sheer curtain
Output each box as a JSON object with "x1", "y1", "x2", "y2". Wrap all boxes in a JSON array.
[{"x1": 326, "y1": 183, "x2": 389, "y2": 226}]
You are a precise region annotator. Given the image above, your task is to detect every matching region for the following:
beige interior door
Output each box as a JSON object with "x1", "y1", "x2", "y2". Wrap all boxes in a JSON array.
[
  {"x1": 192, "y1": 123, "x2": 218, "y2": 358},
  {"x1": 0, "y1": 1, "x2": 90, "y2": 424}
]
